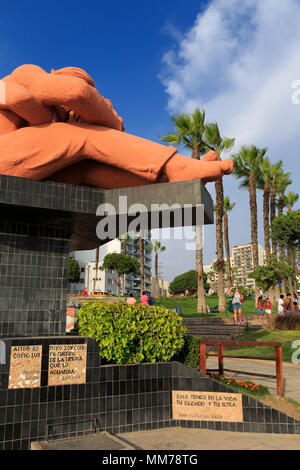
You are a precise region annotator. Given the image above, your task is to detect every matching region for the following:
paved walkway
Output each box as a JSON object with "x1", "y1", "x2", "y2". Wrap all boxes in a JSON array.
[
  {"x1": 206, "y1": 357, "x2": 300, "y2": 402},
  {"x1": 116, "y1": 427, "x2": 300, "y2": 450},
  {"x1": 35, "y1": 427, "x2": 300, "y2": 451}
]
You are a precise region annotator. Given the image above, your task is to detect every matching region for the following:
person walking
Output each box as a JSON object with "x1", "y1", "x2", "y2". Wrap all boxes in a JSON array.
[
  {"x1": 227, "y1": 287, "x2": 244, "y2": 325},
  {"x1": 257, "y1": 295, "x2": 265, "y2": 327}
]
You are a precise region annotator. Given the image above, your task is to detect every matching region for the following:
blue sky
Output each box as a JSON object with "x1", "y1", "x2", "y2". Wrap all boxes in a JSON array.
[
  {"x1": 0, "y1": 0, "x2": 207, "y2": 141},
  {"x1": 1, "y1": 1, "x2": 299, "y2": 281}
]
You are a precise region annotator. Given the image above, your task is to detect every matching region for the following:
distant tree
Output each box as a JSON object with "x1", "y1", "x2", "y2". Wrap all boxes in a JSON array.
[
  {"x1": 271, "y1": 210, "x2": 300, "y2": 291},
  {"x1": 250, "y1": 259, "x2": 293, "y2": 295},
  {"x1": 68, "y1": 258, "x2": 80, "y2": 284},
  {"x1": 169, "y1": 270, "x2": 209, "y2": 297},
  {"x1": 101, "y1": 253, "x2": 140, "y2": 297}
]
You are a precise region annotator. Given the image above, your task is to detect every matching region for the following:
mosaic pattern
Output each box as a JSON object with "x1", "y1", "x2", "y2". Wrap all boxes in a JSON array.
[{"x1": 0, "y1": 342, "x2": 299, "y2": 450}]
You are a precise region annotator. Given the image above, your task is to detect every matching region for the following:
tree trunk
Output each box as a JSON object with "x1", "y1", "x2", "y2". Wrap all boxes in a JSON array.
[
  {"x1": 154, "y1": 251, "x2": 159, "y2": 297},
  {"x1": 192, "y1": 146, "x2": 206, "y2": 313},
  {"x1": 215, "y1": 177, "x2": 226, "y2": 312},
  {"x1": 196, "y1": 225, "x2": 206, "y2": 314},
  {"x1": 249, "y1": 173, "x2": 259, "y2": 302},
  {"x1": 139, "y1": 230, "x2": 144, "y2": 294},
  {"x1": 270, "y1": 187, "x2": 277, "y2": 258},
  {"x1": 223, "y1": 212, "x2": 232, "y2": 288},
  {"x1": 122, "y1": 240, "x2": 127, "y2": 296},
  {"x1": 93, "y1": 246, "x2": 99, "y2": 291},
  {"x1": 263, "y1": 183, "x2": 271, "y2": 259},
  {"x1": 278, "y1": 195, "x2": 286, "y2": 296}
]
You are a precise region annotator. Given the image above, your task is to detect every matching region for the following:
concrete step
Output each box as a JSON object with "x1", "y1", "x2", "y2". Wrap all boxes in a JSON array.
[{"x1": 182, "y1": 318, "x2": 263, "y2": 341}]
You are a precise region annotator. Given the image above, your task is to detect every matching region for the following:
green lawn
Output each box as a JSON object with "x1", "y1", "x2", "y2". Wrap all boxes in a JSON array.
[
  {"x1": 222, "y1": 329, "x2": 300, "y2": 363},
  {"x1": 154, "y1": 295, "x2": 257, "y2": 318}
]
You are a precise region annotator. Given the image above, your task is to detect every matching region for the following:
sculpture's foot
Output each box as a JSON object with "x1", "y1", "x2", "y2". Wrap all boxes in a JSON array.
[
  {"x1": 163, "y1": 153, "x2": 233, "y2": 184},
  {"x1": 201, "y1": 150, "x2": 219, "y2": 162}
]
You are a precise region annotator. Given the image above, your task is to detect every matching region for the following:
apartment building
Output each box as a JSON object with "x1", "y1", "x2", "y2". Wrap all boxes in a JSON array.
[
  {"x1": 204, "y1": 243, "x2": 265, "y2": 292},
  {"x1": 70, "y1": 232, "x2": 153, "y2": 296},
  {"x1": 232, "y1": 243, "x2": 265, "y2": 290}
]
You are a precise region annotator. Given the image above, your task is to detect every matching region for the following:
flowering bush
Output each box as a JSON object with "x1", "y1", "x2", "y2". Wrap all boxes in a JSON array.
[{"x1": 209, "y1": 373, "x2": 270, "y2": 396}]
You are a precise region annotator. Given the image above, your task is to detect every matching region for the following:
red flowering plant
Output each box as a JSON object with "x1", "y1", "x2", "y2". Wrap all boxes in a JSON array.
[{"x1": 209, "y1": 373, "x2": 270, "y2": 396}]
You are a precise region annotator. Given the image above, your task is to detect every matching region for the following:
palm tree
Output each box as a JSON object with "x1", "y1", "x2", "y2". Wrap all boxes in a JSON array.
[
  {"x1": 283, "y1": 191, "x2": 299, "y2": 212},
  {"x1": 204, "y1": 122, "x2": 235, "y2": 312},
  {"x1": 223, "y1": 196, "x2": 236, "y2": 288},
  {"x1": 161, "y1": 108, "x2": 207, "y2": 313},
  {"x1": 275, "y1": 174, "x2": 292, "y2": 296},
  {"x1": 149, "y1": 241, "x2": 166, "y2": 297},
  {"x1": 257, "y1": 156, "x2": 272, "y2": 259},
  {"x1": 269, "y1": 161, "x2": 288, "y2": 258},
  {"x1": 233, "y1": 145, "x2": 266, "y2": 301},
  {"x1": 283, "y1": 191, "x2": 299, "y2": 291}
]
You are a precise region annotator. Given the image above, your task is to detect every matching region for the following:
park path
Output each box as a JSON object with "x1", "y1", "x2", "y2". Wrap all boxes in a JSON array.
[{"x1": 206, "y1": 356, "x2": 300, "y2": 402}]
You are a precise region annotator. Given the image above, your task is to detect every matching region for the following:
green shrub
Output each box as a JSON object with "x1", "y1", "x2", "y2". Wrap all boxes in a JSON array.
[
  {"x1": 274, "y1": 314, "x2": 300, "y2": 330},
  {"x1": 77, "y1": 301, "x2": 186, "y2": 364},
  {"x1": 174, "y1": 335, "x2": 202, "y2": 368}
]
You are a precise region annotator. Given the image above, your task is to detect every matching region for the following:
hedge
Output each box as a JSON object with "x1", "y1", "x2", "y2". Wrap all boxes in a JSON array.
[{"x1": 77, "y1": 301, "x2": 186, "y2": 364}]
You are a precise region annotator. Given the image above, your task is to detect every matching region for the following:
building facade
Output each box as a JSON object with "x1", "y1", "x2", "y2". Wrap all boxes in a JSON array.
[
  {"x1": 204, "y1": 243, "x2": 266, "y2": 293},
  {"x1": 70, "y1": 232, "x2": 153, "y2": 297},
  {"x1": 232, "y1": 243, "x2": 265, "y2": 290}
]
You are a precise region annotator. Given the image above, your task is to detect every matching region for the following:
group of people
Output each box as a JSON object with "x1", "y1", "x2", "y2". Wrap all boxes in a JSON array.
[
  {"x1": 228, "y1": 286, "x2": 299, "y2": 328},
  {"x1": 126, "y1": 292, "x2": 155, "y2": 306}
]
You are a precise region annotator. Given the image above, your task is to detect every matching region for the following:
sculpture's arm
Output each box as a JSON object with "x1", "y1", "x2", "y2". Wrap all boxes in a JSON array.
[
  {"x1": 0, "y1": 78, "x2": 54, "y2": 125},
  {"x1": 10, "y1": 65, "x2": 124, "y2": 131},
  {"x1": 0, "y1": 109, "x2": 24, "y2": 134}
]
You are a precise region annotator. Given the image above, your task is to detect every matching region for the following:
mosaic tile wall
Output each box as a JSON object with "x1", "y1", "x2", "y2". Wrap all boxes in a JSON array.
[
  {"x1": 0, "y1": 213, "x2": 71, "y2": 338},
  {"x1": 0, "y1": 342, "x2": 299, "y2": 450}
]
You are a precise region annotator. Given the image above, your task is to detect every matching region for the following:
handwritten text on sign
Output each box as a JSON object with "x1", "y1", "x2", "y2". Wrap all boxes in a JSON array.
[
  {"x1": 48, "y1": 344, "x2": 87, "y2": 386},
  {"x1": 172, "y1": 391, "x2": 243, "y2": 422}
]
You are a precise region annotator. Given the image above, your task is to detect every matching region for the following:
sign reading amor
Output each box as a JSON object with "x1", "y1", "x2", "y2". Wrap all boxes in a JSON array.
[
  {"x1": 48, "y1": 344, "x2": 87, "y2": 386},
  {"x1": 8, "y1": 345, "x2": 42, "y2": 389},
  {"x1": 172, "y1": 391, "x2": 243, "y2": 422}
]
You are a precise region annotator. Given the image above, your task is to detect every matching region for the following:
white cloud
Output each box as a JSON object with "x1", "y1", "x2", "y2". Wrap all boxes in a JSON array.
[
  {"x1": 160, "y1": 0, "x2": 300, "y2": 156},
  {"x1": 159, "y1": 0, "x2": 300, "y2": 278}
]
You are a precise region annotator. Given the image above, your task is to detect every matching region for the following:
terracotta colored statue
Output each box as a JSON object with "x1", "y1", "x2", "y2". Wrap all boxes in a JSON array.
[{"x1": 0, "y1": 65, "x2": 233, "y2": 188}]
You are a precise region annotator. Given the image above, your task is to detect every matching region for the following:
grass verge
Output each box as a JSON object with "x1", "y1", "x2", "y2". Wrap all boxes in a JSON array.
[{"x1": 222, "y1": 329, "x2": 300, "y2": 363}]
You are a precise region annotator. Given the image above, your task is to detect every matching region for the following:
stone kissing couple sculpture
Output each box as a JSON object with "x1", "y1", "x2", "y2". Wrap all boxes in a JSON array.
[{"x1": 0, "y1": 64, "x2": 233, "y2": 189}]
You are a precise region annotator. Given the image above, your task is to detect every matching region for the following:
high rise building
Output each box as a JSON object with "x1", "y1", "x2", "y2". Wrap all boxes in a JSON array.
[
  {"x1": 232, "y1": 243, "x2": 265, "y2": 290},
  {"x1": 204, "y1": 243, "x2": 265, "y2": 292}
]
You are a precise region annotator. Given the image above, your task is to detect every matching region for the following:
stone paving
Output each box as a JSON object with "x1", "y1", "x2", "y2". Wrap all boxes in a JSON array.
[
  {"x1": 116, "y1": 427, "x2": 300, "y2": 450},
  {"x1": 37, "y1": 427, "x2": 300, "y2": 450}
]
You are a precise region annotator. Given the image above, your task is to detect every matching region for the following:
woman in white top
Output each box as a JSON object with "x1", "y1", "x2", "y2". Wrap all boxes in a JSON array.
[{"x1": 227, "y1": 287, "x2": 244, "y2": 325}]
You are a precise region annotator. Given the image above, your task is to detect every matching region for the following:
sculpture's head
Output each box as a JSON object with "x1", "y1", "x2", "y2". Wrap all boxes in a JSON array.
[{"x1": 51, "y1": 67, "x2": 95, "y2": 87}]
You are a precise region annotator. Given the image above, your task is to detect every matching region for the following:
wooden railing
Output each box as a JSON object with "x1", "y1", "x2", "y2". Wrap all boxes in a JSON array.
[{"x1": 200, "y1": 340, "x2": 284, "y2": 397}]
